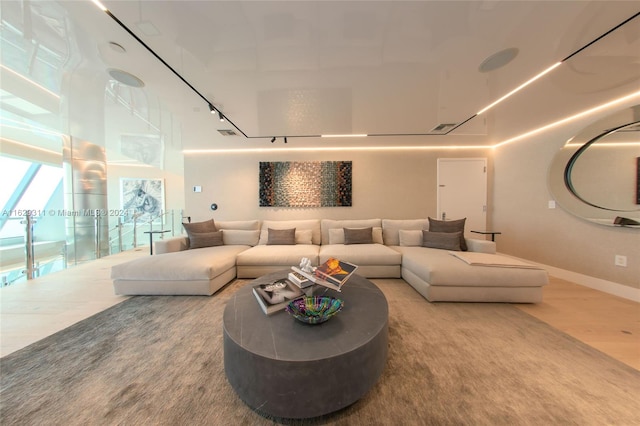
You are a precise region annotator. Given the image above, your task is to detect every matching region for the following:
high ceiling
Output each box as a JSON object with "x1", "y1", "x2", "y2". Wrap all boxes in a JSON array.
[{"x1": 7, "y1": 1, "x2": 640, "y2": 151}]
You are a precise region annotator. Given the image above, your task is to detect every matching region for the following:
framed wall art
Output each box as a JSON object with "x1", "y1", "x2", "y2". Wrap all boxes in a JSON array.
[
  {"x1": 120, "y1": 178, "x2": 164, "y2": 222},
  {"x1": 259, "y1": 161, "x2": 352, "y2": 207}
]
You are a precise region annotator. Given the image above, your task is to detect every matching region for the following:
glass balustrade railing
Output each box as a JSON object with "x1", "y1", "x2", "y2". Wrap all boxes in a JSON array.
[{"x1": 0, "y1": 209, "x2": 187, "y2": 287}]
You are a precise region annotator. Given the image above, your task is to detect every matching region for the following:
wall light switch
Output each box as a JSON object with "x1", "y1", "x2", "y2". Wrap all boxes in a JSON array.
[
  {"x1": 548, "y1": 200, "x2": 556, "y2": 209},
  {"x1": 193, "y1": 185, "x2": 202, "y2": 193}
]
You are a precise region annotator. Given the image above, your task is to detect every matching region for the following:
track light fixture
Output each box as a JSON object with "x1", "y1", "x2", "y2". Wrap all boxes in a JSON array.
[
  {"x1": 209, "y1": 104, "x2": 215, "y2": 114},
  {"x1": 218, "y1": 111, "x2": 225, "y2": 122},
  {"x1": 271, "y1": 137, "x2": 276, "y2": 143}
]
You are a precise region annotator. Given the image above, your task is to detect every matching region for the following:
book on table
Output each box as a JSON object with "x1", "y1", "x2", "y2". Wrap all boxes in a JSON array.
[
  {"x1": 288, "y1": 270, "x2": 314, "y2": 288},
  {"x1": 292, "y1": 257, "x2": 358, "y2": 292},
  {"x1": 252, "y1": 278, "x2": 305, "y2": 315}
]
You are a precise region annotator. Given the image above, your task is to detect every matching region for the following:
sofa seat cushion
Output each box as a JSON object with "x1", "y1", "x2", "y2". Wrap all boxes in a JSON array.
[
  {"x1": 319, "y1": 244, "x2": 402, "y2": 266},
  {"x1": 397, "y1": 246, "x2": 548, "y2": 287},
  {"x1": 111, "y1": 245, "x2": 249, "y2": 281},
  {"x1": 236, "y1": 244, "x2": 320, "y2": 266}
]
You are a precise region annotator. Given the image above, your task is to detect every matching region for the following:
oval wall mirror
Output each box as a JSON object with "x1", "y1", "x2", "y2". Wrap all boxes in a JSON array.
[{"x1": 548, "y1": 105, "x2": 640, "y2": 227}]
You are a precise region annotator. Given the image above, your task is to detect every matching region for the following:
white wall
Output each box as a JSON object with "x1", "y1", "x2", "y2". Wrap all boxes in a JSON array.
[
  {"x1": 183, "y1": 148, "x2": 491, "y2": 223},
  {"x1": 183, "y1": 130, "x2": 639, "y2": 293},
  {"x1": 491, "y1": 103, "x2": 640, "y2": 290}
]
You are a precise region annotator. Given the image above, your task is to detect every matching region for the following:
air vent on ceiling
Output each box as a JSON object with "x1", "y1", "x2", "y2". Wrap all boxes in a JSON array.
[
  {"x1": 217, "y1": 129, "x2": 238, "y2": 136},
  {"x1": 429, "y1": 123, "x2": 458, "y2": 134}
]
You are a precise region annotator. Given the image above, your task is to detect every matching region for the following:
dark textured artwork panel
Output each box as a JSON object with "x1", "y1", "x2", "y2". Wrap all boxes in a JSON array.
[{"x1": 259, "y1": 161, "x2": 352, "y2": 207}]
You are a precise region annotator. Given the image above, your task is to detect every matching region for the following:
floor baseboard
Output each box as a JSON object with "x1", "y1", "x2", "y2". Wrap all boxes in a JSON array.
[{"x1": 498, "y1": 253, "x2": 640, "y2": 303}]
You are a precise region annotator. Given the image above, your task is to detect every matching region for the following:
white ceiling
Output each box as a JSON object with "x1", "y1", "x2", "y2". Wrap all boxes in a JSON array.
[{"x1": 9, "y1": 1, "x2": 640, "y2": 151}]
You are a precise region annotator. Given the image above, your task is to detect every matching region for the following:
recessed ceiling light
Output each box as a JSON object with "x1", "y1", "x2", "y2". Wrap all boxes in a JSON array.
[
  {"x1": 107, "y1": 68, "x2": 145, "y2": 87},
  {"x1": 478, "y1": 47, "x2": 519, "y2": 73},
  {"x1": 108, "y1": 42, "x2": 126, "y2": 53}
]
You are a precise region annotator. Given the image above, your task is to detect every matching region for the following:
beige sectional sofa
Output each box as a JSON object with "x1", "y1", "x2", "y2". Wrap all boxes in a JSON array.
[{"x1": 110, "y1": 218, "x2": 548, "y2": 302}]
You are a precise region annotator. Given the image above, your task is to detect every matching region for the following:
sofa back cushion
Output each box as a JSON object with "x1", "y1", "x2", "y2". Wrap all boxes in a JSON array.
[
  {"x1": 222, "y1": 229, "x2": 260, "y2": 246},
  {"x1": 258, "y1": 219, "x2": 321, "y2": 245},
  {"x1": 321, "y1": 219, "x2": 381, "y2": 245},
  {"x1": 382, "y1": 219, "x2": 428, "y2": 246},
  {"x1": 216, "y1": 220, "x2": 260, "y2": 231}
]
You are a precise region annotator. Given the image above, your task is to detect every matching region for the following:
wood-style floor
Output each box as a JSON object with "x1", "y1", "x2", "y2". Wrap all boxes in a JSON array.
[
  {"x1": 1, "y1": 250, "x2": 638, "y2": 370},
  {"x1": 516, "y1": 277, "x2": 639, "y2": 370}
]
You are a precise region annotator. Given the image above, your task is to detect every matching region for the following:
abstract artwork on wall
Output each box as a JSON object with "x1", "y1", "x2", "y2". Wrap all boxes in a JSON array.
[
  {"x1": 259, "y1": 161, "x2": 352, "y2": 207},
  {"x1": 120, "y1": 178, "x2": 164, "y2": 222}
]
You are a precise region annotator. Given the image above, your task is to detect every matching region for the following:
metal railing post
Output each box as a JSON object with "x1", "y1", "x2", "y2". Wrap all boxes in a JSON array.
[
  {"x1": 118, "y1": 217, "x2": 123, "y2": 253},
  {"x1": 62, "y1": 243, "x2": 68, "y2": 269},
  {"x1": 23, "y1": 214, "x2": 36, "y2": 280},
  {"x1": 94, "y1": 213, "x2": 101, "y2": 259},
  {"x1": 133, "y1": 215, "x2": 138, "y2": 248}
]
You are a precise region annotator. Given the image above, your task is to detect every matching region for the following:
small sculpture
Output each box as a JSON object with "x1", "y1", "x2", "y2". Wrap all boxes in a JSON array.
[{"x1": 299, "y1": 257, "x2": 314, "y2": 273}]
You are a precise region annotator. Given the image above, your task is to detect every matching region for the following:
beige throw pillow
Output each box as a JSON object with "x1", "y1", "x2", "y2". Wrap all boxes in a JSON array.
[
  {"x1": 398, "y1": 230, "x2": 423, "y2": 246},
  {"x1": 295, "y1": 229, "x2": 313, "y2": 245}
]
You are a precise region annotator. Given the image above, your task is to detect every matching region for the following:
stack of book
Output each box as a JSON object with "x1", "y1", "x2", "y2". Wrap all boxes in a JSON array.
[
  {"x1": 291, "y1": 257, "x2": 358, "y2": 292},
  {"x1": 252, "y1": 278, "x2": 305, "y2": 315},
  {"x1": 288, "y1": 270, "x2": 314, "y2": 289}
]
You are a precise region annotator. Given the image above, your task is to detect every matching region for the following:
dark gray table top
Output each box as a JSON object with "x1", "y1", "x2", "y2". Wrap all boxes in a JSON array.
[{"x1": 223, "y1": 271, "x2": 388, "y2": 362}]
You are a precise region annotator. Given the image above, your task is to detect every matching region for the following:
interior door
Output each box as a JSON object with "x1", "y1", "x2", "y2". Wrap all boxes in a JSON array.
[{"x1": 437, "y1": 158, "x2": 487, "y2": 237}]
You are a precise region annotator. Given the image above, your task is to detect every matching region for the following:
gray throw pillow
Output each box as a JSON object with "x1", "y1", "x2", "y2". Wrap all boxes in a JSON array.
[
  {"x1": 344, "y1": 227, "x2": 373, "y2": 244},
  {"x1": 422, "y1": 230, "x2": 462, "y2": 251},
  {"x1": 189, "y1": 230, "x2": 223, "y2": 249},
  {"x1": 428, "y1": 217, "x2": 467, "y2": 251},
  {"x1": 183, "y1": 219, "x2": 216, "y2": 236},
  {"x1": 267, "y1": 228, "x2": 296, "y2": 245}
]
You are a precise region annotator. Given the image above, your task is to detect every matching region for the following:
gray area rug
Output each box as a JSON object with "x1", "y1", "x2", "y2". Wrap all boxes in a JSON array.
[{"x1": 1, "y1": 279, "x2": 639, "y2": 425}]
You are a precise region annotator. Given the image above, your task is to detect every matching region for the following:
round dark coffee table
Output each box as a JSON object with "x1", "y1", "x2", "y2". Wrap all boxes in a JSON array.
[{"x1": 223, "y1": 271, "x2": 388, "y2": 419}]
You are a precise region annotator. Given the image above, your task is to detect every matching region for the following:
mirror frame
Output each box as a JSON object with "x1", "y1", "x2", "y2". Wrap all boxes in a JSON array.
[{"x1": 548, "y1": 105, "x2": 640, "y2": 228}]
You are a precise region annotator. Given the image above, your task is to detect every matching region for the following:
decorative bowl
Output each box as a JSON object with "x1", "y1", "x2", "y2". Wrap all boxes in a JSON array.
[{"x1": 286, "y1": 296, "x2": 344, "y2": 324}]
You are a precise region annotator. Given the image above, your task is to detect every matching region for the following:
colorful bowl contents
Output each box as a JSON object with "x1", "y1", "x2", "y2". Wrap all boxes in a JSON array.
[{"x1": 286, "y1": 296, "x2": 344, "y2": 324}]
